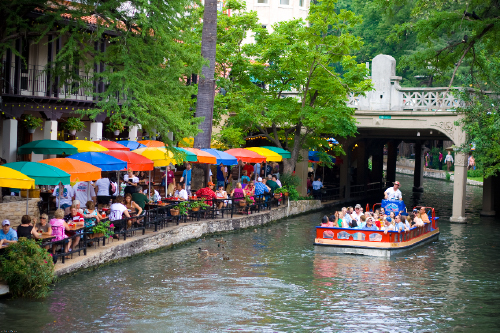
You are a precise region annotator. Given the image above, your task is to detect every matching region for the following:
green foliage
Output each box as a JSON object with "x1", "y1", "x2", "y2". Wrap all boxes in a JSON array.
[
  {"x1": 92, "y1": 220, "x2": 114, "y2": 238},
  {"x1": 455, "y1": 91, "x2": 500, "y2": 178},
  {"x1": 215, "y1": 0, "x2": 371, "y2": 173},
  {"x1": 445, "y1": 172, "x2": 451, "y2": 181},
  {"x1": 0, "y1": 238, "x2": 55, "y2": 299},
  {"x1": 245, "y1": 195, "x2": 255, "y2": 204},
  {"x1": 0, "y1": 0, "x2": 204, "y2": 146},
  {"x1": 21, "y1": 114, "x2": 43, "y2": 130},
  {"x1": 106, "y1": 120, "x2": 125, "y2": 133},
  {"x1": 287, "y1": 187, "x2": 300, "y2": 201},
  {"x1": 273, "y1": 187, "x2": 288, "y2": 194},
  {"x1": 172, "y1": 201, "x2": 189, "y2": 215},
  {"x1": 189, "y1": 200, "x2": 210, "y2": 210},
  {"x1": 279, "y1": 173, "x2": 301, "y2": 189},
  {"x1": 467, "y1": 168, "x2": 483, "y2": 178},
  {"x1": 64, "y1": 117, "x2": 86, "y2": 132}
]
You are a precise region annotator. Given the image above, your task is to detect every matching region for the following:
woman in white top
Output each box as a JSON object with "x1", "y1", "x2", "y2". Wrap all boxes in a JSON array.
[
  {"x1": 109, "y1": 196, "x2": 131, "y2": 221},
  {"x1": 124, "y1": 170, "x2": 139, "y2": 186}
]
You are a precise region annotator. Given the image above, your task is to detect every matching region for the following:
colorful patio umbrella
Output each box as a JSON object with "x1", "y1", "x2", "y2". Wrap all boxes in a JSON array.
[
  {"x1": 174, "y1": 147, "x2": 198, "y2": 162},
  {"x1": 133, "y1": 147, "x2": 177, "y2": 167},
  {"x1": 224, "y1": 148, "x2": 266, "y2": 163},
  {"x1": 66, "y1": 140, "x2": 109, "y2": 153},
  {"x1": 117, "y1": 141, "x2": 147, "y2": 151},
  {"x1": 138, "y1": 140, "x2": 166, "y2": 148},
  {"x1": 245, "y1": 147, "x2": 283, "y2": 162},
  {"x1": 180, "y1": 148, "x2": 217, "y2": 164},
  {"x1": 178, "y1": 137, "x2": 226, "y2": 149},
  {"x1": 0, "y1": 166, "x2": 35, "y2": 189},
  {"x1": 102, "y1": 151, "x2": 154, "y2": 171},
  {"x1": 3, "y1": 162, "x2": 70, "y2": 185},
  {"x1": 67, "y1": 152, "x2": 128, "y2": 172},
  {"x1": 93, "y1": 140, "x2": 130, "y2": 151},
  {"x1": 201, "y1": 148, "x2": 238, "y2": 165},
  {"x1": 39, "y1": 158, "x2": 102, "y2": 182},
  {"x1": 17, "y1": 140, "x2": 78, "y2": 155},
  {"x1": 260, "y1": 146, "x2": 291, "y2": 159}
]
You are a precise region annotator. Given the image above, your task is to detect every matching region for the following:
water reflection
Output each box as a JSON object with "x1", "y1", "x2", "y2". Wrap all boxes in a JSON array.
[{"x1": 1, "y1": 174, "x2": 500, "y2": 332}]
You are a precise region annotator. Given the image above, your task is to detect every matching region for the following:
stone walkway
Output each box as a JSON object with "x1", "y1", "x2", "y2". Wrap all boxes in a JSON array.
[{"x1": 396, "y1": 164, "x2": 483, "y2": 186}]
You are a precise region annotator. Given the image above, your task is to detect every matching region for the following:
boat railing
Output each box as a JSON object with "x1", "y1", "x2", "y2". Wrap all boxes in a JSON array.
[{"x1": 316, "y1": 221, "x2": 435, "y2": 244}]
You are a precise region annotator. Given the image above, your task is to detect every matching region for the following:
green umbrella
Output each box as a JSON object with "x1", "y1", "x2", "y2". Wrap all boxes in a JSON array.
[
  {"x1": 3, "y1": 162, "x2": 71, "y2": 185},
  {"x1": 260, "y1": 146, "x2": 291, "y2": 159},
  {"x1": 174, "y1": 147, "x2": 198, "y2": 162},
  {"x1": 18, "y1": 140, "x2": 78, "y2": 155}
]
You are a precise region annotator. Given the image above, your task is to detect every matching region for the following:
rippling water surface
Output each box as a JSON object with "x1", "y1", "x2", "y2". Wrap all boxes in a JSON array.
[{"x1": 1, "y1": 174, "x2": 500, "y2": 332}]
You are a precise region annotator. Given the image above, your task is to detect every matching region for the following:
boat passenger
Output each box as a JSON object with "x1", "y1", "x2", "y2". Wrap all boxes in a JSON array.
[
  {"x1": 350, "y1": 204, "x2": 363, "y2": 227},
  {"x1": 342, "y1": 207, "x2": 352, "y2": 227},
  {"x1": 418, "y1": 207, "x2": 430, "y2": 223},
  {"x1": 394, "y1": 215, "x2": 408, "y2": 232},
  {"x1": 413, "y1": 212, "x2": 424, "y2": 227},
  {"x1": 380, "y1": 207, "x2": 385, "y2": 215},
  {"x1": 320, "y1": 216, "x2": 329, "y2": 227},
  {"x1": 373, "y1": 211, "x2": 382, "y2": 229},
  {"x1": 362, "y1": 217, "x2": 379, "y2": 230},
  {"x1": 383, "y1": 217, "x2": 395, "y2": 234},
  {"x1": 389, "y1": 211, "x2": 396, "y2": 220},
  {"x1": 384, "y1": 181, "x2": 403, "y2": 200}
]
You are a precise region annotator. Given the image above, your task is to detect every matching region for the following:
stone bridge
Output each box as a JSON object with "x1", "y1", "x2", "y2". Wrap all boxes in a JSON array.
[{"x1": 332, "y1": 54, "x2": 497, "y2": 222}]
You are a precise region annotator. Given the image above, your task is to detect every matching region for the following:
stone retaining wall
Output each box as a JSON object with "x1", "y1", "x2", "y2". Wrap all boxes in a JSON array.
[
  {"x1": 0, "y1": 198, "x2": 40, "y2": 227},
  {"x1": 55, "y1": 200, "x2": 322, "y2": 277}
]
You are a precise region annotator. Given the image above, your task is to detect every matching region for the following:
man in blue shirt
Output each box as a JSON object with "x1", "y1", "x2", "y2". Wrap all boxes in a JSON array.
[
  {"x1": 180, "y1": 163, "x2": 192, "y2": 195},
  {"x1": 394, "y1": 215, "x2": 407, "y2": 232},
  {"x1": 362, "y1": 217, "x2": 379, "y2": 230},
  {"x1": 254, "y1": 177, "x2": 270, "y2": 197},
  {"x1": 0, "y1": 220, "x2": 18, "y2": 246}
]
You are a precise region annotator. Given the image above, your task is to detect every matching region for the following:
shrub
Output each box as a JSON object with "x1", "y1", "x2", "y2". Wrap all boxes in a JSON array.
[
  {"x1": 467, "y1": 168, "x2": 483, "y2": 178},
  {"x1": 280, "y1": 173, "x2": 301, "y2": 188},
  {"x1": 445, "y1": 172, "x2": 451, "y2": 181},
  {"x1": 0, "y1": 238, "x2": 55, "y2": 299}
]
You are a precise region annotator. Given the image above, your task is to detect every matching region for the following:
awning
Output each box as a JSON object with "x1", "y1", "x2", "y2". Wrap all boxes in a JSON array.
[
  {"x1": 245, "y1": 147, "x2": 282, "y2": 162},
  {"x1": 260, "y1": 146, "x2": 291, "y2": 159}
]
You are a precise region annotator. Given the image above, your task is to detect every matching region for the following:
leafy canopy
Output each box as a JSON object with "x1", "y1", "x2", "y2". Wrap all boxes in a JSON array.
[
  {"x1": 215, "y1": 0, "x2": 372, "y2": 172},
  {"x1": 0, "y1": 0, "x2": 205, "y2": 148}
]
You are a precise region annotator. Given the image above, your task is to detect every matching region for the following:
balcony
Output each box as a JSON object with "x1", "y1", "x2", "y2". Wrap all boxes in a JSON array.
[{"x1": 2, "y1": 62, "x2": 94, "y2": 101}]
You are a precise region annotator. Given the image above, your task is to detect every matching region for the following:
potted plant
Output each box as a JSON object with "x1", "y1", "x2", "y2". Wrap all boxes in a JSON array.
[
  {"x1": 91, "y1": 220, "x2": 114, "y2": 239},
  {"x1": 245, "y1": 195, "x2": 255, "y2": 205},
  {"x1": 274, "y1": 187, "x2": 289, "y2": 198},
  {"x1": 22, "y1": 114, "x2": 43, "y2": 134},
  {"x1": 107, "y1": 119, "x2": 125, "y2": 136},
  {"x1": 171, "y1": 201, "x2": 189, "y2": 216},
  {"x1": 190, "y1": 200, "x2": 210, "y2": 212},
  {"x1": 65, "y1": 117, "x2": 86, "y2": 135}
]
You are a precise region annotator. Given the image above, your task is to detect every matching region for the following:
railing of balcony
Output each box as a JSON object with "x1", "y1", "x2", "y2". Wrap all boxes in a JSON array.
[
  {"x1": 399, "y1": 87, "x2": 467, "y2": 111},
  {"x1": 2, "y1": 63, "x2": 94, "y2": 101}
]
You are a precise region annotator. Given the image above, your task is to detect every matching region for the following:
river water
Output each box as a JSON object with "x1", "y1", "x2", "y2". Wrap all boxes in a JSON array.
[{"x1": 1, "y1": 174, "x2": 500, "y2": 332}]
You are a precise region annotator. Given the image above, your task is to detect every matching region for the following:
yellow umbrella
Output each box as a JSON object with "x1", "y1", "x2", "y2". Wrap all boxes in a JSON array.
[
  {"x1": 133, "y1": 147, "x2": 177, "y2": 167},
  {"x1": 66, "y1": 140, "x2": 109, "y2": 153},
  {"x1": 0, "y1": 166, "x2": 35, "y2": 189},
  {"x1": 245, "y1": 147, "x2": 283, "y2": 162}
]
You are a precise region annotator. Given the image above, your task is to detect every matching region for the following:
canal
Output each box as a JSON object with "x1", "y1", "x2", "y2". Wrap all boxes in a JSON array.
[{"x1": 1, "y1": 174, "x2": 500, "y2": 332}]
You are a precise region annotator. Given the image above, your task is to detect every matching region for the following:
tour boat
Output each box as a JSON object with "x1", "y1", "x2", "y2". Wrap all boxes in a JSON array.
[{"x1": 314, "y1": 205, "x2": 440, "y2": 257}]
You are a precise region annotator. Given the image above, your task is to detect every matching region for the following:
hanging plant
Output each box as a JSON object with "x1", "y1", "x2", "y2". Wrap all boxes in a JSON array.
[
  {"x1": 22, "y1": 114, "x2": 43, "y2": 133},
  {"x1": 64, "y1": 117, "x2": 85, "y2": 135},
  {"x1": 106, "y1": 119, "x2": 125, "y2": 135}
]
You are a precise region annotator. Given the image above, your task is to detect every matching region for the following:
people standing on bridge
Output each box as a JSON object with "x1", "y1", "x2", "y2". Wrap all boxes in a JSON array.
[
  {"x1": 438, "y1": 151, "x2": 443, "y2": 170},
  {"x1": 445, "y1": 151, "x2": 454, "y2": 172},
  {"x1": 384, "y1": 181, "x2": 402, "y2": 201}
]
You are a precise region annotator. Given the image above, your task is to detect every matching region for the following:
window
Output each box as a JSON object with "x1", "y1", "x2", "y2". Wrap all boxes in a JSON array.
[
  {"x1": 299, "y1": 0, "x2": 304, "y2": 6},
  {"x1": 280, "y1": 0, "x2": 289, "y2": 4},
  {"x1": 257, "y1": 0, "x2": 268, "y2": 3}
]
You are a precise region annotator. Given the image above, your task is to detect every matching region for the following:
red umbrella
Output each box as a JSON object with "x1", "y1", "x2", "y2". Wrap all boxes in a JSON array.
[
  {"x1": 225, "y1": 148, "x2": 266, "y2": 163},
  {"x1": 102, "y1": 151, "x2": 154, "y2": 171},
  {"x1": 93, "y1": 140, "x2": 130, "y2": 151}
]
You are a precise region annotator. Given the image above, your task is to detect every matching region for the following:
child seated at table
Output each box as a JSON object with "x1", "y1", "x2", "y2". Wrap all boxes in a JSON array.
[{"x1": 83, "y1": 201, "x2": 102, "y2": 227}]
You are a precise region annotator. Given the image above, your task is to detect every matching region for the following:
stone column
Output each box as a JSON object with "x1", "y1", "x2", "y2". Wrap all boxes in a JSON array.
[
  {"x1": 450, "y1": 152, "x2": 467, "y2": 223},
  {"x1": 480, "y1": 176, "x2": 496, "y2": 216},
  {"x1": 90, "y1": 122, "x2": 103, "y2": 141},
  {"x1": 129, "y1": 125, "x2": 138, "y2": 142},
  {"x1": 413, "y1": 141, "x2": 424, "y2": 192},
  {"x1": 295, "y1": 149, "x2": 309, "y2": 196},
  {"x1": 2, "y1": 119, "x2": 18, "y2": 163},
  {"x1": 42, "y1": 120, "x2": 58, "y2": 159},
  {"x1": 386, "y1": 140, "x2": 397, "y2": 186}
]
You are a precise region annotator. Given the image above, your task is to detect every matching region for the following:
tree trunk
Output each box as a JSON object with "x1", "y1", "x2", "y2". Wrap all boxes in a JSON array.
[
  {"x1": 283, "y1": 132, "x2": 302, "y2": 175},
  {"x1": 192, "y1": 0, "x2": 218, "y2": 186},
  {"x1": 193, "y1": 0, "x2": 218, "y2": 149}
]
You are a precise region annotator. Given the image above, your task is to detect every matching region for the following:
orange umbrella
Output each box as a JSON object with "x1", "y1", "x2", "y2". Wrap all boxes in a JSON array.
[
  {"x1": 138, "y1": 140, "x2": 166, "y2": 148},
  {"x1": 181, "y1": 148, "x2": 217, "y2": 164},
  {"x1": 38, "y1": 158, "x2": 101, "y2": 182},
  {"x1": 102, "y1": 151, "x2": 154, "y2": 171},
  {"x1": 93, "y1": 140, "x2": 130, "y2": 151}
]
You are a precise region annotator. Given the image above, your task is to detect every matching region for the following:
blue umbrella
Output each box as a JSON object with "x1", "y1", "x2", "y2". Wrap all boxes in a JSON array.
[
  {"x1": 201, "y1": 148, "x2": 238, "y2": 165},
  {"x1": 117, "y1": 140, "x2": 147, "y2": 151},
  {"x1": 308, "y1": 151, "x2": 336, "y2": 163},
  {"x1": 67, "y1": 152, "x2": 127, "y2": 171}
]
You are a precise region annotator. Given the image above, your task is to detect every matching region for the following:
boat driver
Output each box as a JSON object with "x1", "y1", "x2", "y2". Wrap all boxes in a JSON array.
[{"x1": 384, "y1": 181, "x2": 403, "y2": 201}]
